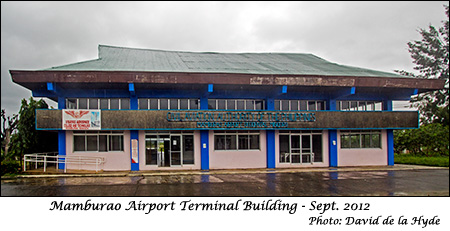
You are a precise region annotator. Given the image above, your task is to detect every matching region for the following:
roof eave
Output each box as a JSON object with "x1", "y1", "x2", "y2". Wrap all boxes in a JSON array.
[{"x1": 10, "y1": 70, "x2": 446, "y2": 91}]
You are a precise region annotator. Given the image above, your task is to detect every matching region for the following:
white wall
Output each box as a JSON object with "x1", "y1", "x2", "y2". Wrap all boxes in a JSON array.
[
  {"x1": 209, "y1": 130, "x2": 267, "y2": 169},
  {"x1": 337, "y1": 130, "x2": 388, "y2": 166}
]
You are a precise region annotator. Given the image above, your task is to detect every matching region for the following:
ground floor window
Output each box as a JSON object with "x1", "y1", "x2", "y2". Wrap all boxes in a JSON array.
[
  {"x1": 279, "y1": 130, "x2": 323, "y2": 164},
  {"x1": 214, "y1": 131, "x2": 260, "y2": 151},
  {"x1": 340, "y1": 130, "x2": 381, "y2": 149},
  {"x1": 73, "y1": 131, "x2": 124, "y2": 152},
  {"x1": 145, "y1": 132, "x2": 194, "y2": 167}
]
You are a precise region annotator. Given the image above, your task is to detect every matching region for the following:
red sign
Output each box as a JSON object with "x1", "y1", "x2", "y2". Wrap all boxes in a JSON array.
[{"x1": 62, "y1": 110, "x2": 101, "y2": 130}]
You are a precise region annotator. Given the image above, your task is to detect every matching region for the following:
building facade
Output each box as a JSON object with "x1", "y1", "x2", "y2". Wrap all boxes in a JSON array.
[{"x1": 10, "y1": 45, "x2": 445, "y2": 171}]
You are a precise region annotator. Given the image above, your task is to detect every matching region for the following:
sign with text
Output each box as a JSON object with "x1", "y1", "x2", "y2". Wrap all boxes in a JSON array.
[
  {"x1": 166, "y1": 111, "x2": 316, "y2": 129},
  {"x1": 62, "y1": 109, "x2": 101, "y2": 130},
  {"x1": 36, "y1": 109, "x2": 419, "y2": 130},
  {"x1": 131, "y1": 139, "x2": 138, "y2": 163}
]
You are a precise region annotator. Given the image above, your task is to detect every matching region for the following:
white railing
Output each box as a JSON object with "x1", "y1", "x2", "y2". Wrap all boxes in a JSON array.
[
  {"x1": 23, "y1": 153, "x2": 106, "y2": 173},
  {"x1": 62, "y1": 155, "x2": 106, "y2": 173},
  {"x1": 23, "y1": 152, "x2": 58, "y2": 172}
]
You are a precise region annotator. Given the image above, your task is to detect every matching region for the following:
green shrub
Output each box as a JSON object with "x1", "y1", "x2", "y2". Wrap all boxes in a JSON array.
[
  {"x1": 1, "y1": 158, "x2": 21, "y2": 176},
  {"x1": 394, "y1": 124, "x2": 449, "y2": 157},
  {"x1": 394, "y1": 154, "x2": 449, "y2": 167}
]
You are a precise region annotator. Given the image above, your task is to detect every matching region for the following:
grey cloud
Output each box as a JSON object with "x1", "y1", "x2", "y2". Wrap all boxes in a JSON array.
[{"x1": 1, "y1": 1, "x2": 448, "y2": 117}]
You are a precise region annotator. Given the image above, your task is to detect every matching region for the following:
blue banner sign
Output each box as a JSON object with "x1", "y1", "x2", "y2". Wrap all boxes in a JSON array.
[{"x1": 167, "y1": 111, "x2": 316, "y2": 129}]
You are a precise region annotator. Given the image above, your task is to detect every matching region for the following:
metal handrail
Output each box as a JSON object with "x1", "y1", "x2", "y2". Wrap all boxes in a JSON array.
[
  {"x1": 23, "y1": 153, "x2": 106, "y2": 173},
  {"x1": 61, "y1": 155, "x2": 106, "y2": 172}
]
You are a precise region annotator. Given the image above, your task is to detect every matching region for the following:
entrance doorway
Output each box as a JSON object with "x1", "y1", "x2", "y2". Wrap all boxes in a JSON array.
[
  {"x1": 145, "y1": 133, "x2": 194, "y2": 167},
  {"x1": 145, "y1": 135, "x2": 171, "y2": 167},
  {"x1": 289, "y1": 134, "x2": 313, "y2": 164},
  {"x1": 279, "y1": 131, "x2": 323, "y2": 164}
]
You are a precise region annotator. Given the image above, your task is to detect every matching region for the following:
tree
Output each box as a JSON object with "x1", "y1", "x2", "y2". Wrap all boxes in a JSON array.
[
  {"x1": 1, "y1": 109, "x2": 18, "y2": 156},
  {"x1": 7, "y1": 97, "x2": 58, "y2": 169},
  {"x1": 396, "y1": 5, "x2": 449, "y2": 126},
  {"x1": 394, "y1": 5, "x2": 449, "y2": 158}
]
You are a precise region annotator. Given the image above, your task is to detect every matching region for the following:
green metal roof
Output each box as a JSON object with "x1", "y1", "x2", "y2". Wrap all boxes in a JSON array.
[{"x1": 45, "y1": 44, "x2": 401, "y2": 77}]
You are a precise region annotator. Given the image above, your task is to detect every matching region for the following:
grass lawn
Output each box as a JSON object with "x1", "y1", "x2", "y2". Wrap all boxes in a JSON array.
[{"x1": 394, "y1": 154, "x2": 449, "y2": 167}]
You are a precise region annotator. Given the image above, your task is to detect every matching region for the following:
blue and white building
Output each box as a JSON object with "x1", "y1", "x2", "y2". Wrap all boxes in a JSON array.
[{"x1": 10, "y1": 45, "x2": 445, "y2": 171}]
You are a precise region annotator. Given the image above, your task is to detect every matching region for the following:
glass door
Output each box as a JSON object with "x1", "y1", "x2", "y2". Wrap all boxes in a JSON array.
[
  {"x1": 301, "y1": 134, "x2": 313, "y2": 163},
  {"x1": 183, "y1": 135, "x2": 194, "y2": 165},
  {"x1": 145, "y1": 135, "x2": 170, "y2": 167},
  {"x1": 146, "y1": 133, "x2": 195, "y2": 167},
  {"x1": 170, "y1": 135, "x2": 182, "y2": 166},
  {"x1": 288, "y1": 134, "x2": 313, "y2": 164},
  {"x1": 290, "y1": 135, "x2": 301, "y2": 164},
  {"x1": 145, "y1": 136, "x2": 158, "y2": 165},
  {"x1": 279, "y1": 132, "x2": 322, "y2": 164},
  {"x1": 160, "y1": 135, "x2": 171, "y2": 167}
]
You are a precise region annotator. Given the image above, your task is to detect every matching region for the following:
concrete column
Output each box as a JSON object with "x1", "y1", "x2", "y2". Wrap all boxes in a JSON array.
[
  {"x1": 383, "y1": 100, "x2": 394, "y2": 166},
  {"x1": 328, "y1": 98, "x2": 338, "y2": 167},
  {"x1": 200, "y1": 130, "x2": 209, "y2": 170},
  {"x1": 266, "y1": 97, "x2": 275, "y2": 169},
  {"x1": 200, "y1": 87, "x2": 210, "y2": 170},
  {"x1": 328, "y1": 130, "x2": 338, "y2": 167},
  {"x1": 266, "y1": 131, "x2": 276, "y2": 168},
  {"x1": 130, "y1": 130, "x2": 139, "y2": 171},
  {"x1": 129, "y1": 88, "x2": 139, "y2": 171},
  {"x1": 57, "y1": 96, "x2": 66, "y2": 170}
]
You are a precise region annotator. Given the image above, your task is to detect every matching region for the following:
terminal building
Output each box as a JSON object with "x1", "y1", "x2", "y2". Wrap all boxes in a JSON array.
[{"x1": 10, "y1": 45, "x2": 445, "y2": 171}]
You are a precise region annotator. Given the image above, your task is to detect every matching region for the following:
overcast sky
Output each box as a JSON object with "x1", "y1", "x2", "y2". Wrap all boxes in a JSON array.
[{"x1": 1, "y1": 1, "x2": 448, "y2": 117}]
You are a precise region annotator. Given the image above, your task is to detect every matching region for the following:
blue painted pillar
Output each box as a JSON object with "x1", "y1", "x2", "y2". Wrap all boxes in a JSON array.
[
  {"x1": 386, "y1": 130, "x2": 394, "y2": 166},
  {"x1": 328, "y1": 130, "x2": 338, "y2": 167},
  {"x1": 327, "y1": 99, "x2": 337, "y2": 111},
  {"x1": 57, "y1": 96, "x2": 66, "y2": 169},
  {"x1": 266, "y1": 97, "x2": 276, "y2": 169},
  {"x1": 328, "y1": 99, "x2": 338, "y2": 167},
  {"x1": 200, "y1": 88, "x2": 210, "y2": 170},
  {"x1": 200, "y1": 130, "x2": 209, "y2": 170},
  {"x1": 383, "y1": 100, "x2": 394, "y2": 166},
  {"x1": 130, "y1": 95, "x2": 138, "y2": 110},
  {"x1": 129, "y1": 84, "x2": 140, "y2": 171},
  {"x1": 266, "y1": 131, "x2": 276, "y2": 168},
  {"x1": 130, "y1": 130, "x2": 139, "y2": 171}
]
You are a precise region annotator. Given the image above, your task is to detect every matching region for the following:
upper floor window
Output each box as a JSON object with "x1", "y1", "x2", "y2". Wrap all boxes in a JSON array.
[
  {"x1": 208, "y1": 99, "x2": 265, "y2": 110},
  {"x1": 66, "y1": 98, "x2": 130, "y2": 110},
  {"x1": 337, "y1": 101, "x2": 383, "y2": 111},
  {"x1": 139, "y1": 98, "x2": 200, "y2": 110},
  {"x1": 275, "y1": 100, "x2": 326, "y2": 111}
]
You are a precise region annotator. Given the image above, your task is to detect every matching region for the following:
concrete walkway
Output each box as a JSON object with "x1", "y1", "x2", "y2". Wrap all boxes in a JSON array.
[
  {"x1": 2, "y1": 164, "x2": 448, "y2": 179},
  {"x1": 2, "y1": 165, "x2": 448, "y2": 196}
]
